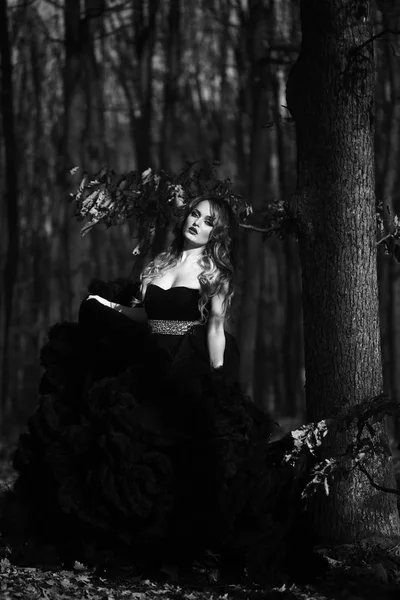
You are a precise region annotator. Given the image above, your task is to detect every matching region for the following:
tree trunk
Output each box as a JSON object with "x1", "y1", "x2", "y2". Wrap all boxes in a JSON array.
[
  {"x1": 375, "y1": 7, "x2": 400, "y2": 446},
  {"x1": 152, "y1": 0, "x2": 181, "y2": 258},
  {"x1": 132, "y1": 0, "x2": 159, "y2": 173},
  {"x1": 159, "y1": 0, "x2": 181, "y2": 170},
  {"x1": 273, "y1": 8, "x2": 305, "y2": 420},
  {"x1": 286, "y1": 0, "x2": 400, "y2": 542},
  {"x1": 57, "y1": 0, "x2": 106, "y2": 319},
  {"x1": 0, "y1": 0, "x2": 19, "y2": 425},
  {"x1": 238, "y1": 0, "x2": 272, "y2": 398}
]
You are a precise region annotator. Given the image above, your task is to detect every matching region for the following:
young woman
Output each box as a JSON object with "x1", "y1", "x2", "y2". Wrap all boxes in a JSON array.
[
  {"x1": 83, "y1": 195, "x2": 238, "y2": 376},
  {"x1": 3, "y1": 195, "x2": 274, "y2": 575}
]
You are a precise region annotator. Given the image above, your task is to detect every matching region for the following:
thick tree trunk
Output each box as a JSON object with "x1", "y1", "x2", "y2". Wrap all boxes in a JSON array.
[
  {"x1": 0, "y1": 0, "x2": 19, "y2": 424},
  {"x1": 286, "y1": 0, "x2": 400, "y2": 542}
]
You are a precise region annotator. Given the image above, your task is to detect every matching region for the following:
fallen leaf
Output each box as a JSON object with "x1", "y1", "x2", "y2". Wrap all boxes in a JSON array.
[{"x1": 76, "y1": 574, "x2": 91, "y2": 584}]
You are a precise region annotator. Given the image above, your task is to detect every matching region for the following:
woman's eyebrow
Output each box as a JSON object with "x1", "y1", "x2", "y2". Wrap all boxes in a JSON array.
[{"x1": 193, "y1": 208, "x2": 213, "y2": 220}]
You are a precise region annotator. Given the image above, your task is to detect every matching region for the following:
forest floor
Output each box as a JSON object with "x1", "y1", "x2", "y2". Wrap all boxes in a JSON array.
[{"x1": 1, "y1": 442, "x2": 400, "y2": 600}]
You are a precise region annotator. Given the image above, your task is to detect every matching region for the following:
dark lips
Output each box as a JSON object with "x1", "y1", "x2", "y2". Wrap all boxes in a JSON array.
[{"x1": 188, "y1": 227, "x2": 197, "y2": 235}]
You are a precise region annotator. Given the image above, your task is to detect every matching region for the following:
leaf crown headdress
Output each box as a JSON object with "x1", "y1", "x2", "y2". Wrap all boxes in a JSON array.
[{"x1": 70, "y1": 162, "x2": 252, "y2": 237}]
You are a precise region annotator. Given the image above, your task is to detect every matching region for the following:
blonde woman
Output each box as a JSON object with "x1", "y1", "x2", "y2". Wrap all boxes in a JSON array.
[
  {"x1": 85, "y1": 195, "x2": 239, "y2": 377},
  {"x1": 8, "y1": 194, "x2": 275, "y2": 574}
]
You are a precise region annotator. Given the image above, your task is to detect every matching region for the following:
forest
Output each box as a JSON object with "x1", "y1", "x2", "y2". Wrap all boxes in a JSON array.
[
  {"x1": 0, "y1": 0, "x2": 304, "y2": 425},
  {"x1": 1, "y1": 0, "x2": 400, "y2": 599}
]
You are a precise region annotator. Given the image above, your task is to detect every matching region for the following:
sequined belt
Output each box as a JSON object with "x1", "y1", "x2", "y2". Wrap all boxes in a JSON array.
[{"x1": 148, "y1": 319, "x2": 198, "y2": 335}]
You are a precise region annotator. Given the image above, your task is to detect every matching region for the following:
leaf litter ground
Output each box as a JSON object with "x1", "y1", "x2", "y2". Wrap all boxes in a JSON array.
[{"x1": 1, "y1": 447, "x2": 400, "y2": 600}]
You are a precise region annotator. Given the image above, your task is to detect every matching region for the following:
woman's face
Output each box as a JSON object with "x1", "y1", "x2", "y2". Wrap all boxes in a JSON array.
[{"x1": 183, "y1": 200, "x2": 216, "y2": 247}]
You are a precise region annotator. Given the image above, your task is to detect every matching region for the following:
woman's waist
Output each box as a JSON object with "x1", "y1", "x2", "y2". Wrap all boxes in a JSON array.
[{"x1": 148, "y1": 319, "x2": 200, "y2": 335}]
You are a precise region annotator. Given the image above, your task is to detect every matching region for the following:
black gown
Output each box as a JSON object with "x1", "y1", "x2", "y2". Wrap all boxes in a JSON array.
[{"x1": 5, "y1": 280, "x2": 277, "y2": 572}]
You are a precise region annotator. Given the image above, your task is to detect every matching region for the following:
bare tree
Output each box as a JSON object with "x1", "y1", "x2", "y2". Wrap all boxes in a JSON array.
[
  {"x1": 0, "y1": 0, "x2": 19, "y2": 425},
  {"x1": 159, "y1": 0, "x2": 181, "y2": 169},
  {"x1": 53, "y1": 0, "x2": 107, "y2": 319}
]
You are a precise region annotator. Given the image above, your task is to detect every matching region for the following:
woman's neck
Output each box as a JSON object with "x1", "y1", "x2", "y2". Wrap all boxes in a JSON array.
[{"x1": 180, "y1": 247, "x2": 204, "y2": 264}]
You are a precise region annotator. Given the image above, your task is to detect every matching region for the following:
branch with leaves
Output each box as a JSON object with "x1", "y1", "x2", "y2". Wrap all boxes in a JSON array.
[
  {"x1": 69, "y1": 163, "x2": 252, "y2": 237},
  {"x1": 69, "y1": 164, "x2": 400, "y2": 266},
  {"x1": 283, "y1": 393, "x2": 400, "y2": 502},
  {"x1": 69, "y1": 162, "x2": 301, "y2": 257},
  {"x1": 376, "y1": 200, "x2": 400, "y2": 261}
]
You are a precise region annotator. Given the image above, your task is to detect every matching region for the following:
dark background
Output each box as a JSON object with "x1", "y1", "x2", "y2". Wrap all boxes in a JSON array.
[{"x1": 0, "y1": 0, "x2": 399, "y2": 441}]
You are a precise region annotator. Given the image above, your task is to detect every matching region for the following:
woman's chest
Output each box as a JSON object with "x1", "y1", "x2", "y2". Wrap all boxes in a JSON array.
[{"x1": 153, "y1": 264, "x2": 200, "y2": 289}]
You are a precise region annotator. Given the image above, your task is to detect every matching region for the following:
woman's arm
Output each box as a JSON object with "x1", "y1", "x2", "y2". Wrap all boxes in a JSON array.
[
  {"x1": 86, "y1": 295, "x2": 148, "y2": 324},
  {"x1": 207, "y1": 289, "x2": 227, "y2": 369}
]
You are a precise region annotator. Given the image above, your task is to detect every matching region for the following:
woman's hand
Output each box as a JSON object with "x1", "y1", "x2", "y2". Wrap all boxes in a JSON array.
[
  {"x1": 85, "y1": 294, "x2": 148, "y2": 323},
  {"x1": 86, "y1": 295, "x2": 113, "y2": 309}
]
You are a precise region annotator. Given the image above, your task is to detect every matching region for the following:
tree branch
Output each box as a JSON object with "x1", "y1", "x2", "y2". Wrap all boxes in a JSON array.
[
  {"x1": 239, "y1": 223, "x2": 278, "y2": 234},
  {"x1": 359, "y1": 464, "x2": 400, "y2": 497},
  {"x1": 355, "y1": 28, "x2": 400, "y2": 53},
  {"x1": 376, "y1": 232, "x2": 392, "y2": 246}
]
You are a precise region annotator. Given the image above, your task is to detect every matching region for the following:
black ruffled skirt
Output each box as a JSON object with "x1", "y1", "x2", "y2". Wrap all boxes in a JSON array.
[
  {"x1": 6, "y1": 279, "x2": 276, "y2": 571},
  {"x1": 4, "y1": 280, "x2": 324, "y2": 584}
]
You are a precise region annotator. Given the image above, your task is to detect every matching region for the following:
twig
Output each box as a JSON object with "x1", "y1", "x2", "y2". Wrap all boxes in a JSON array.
[
  {"x1": 239, "y1": 223, "x2": 276, "y2": 234},
  {"x1": 389, "y1": 43, "x2": 400, "y2": 59},
  {"x1": 359, "y1": 464, "x2": 400, "y2": 497},
  {"x1": 355, "y1": 28, "x2": 400, "y2": 53},
  {"x1": 376, "y1": 232, "x2": 392, "y2": 246}
]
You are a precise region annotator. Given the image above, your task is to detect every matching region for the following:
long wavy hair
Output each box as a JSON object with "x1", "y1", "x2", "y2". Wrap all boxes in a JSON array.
[{"x1": 136, "y1": 196, "x2": 238, "y2": 323}]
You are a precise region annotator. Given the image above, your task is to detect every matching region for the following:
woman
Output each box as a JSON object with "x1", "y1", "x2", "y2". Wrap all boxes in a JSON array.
[
  {"x1": 3, "y1": 195, "x2": 274, "y2": 576},
  {"x1": 83, "y1": 196, "x2": 237, "y2": 376}
]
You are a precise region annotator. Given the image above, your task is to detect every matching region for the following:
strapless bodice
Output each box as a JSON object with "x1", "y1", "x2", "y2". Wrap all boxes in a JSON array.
[{"x1": 144, "y1": 284, "x2": 201, "y2": 321}]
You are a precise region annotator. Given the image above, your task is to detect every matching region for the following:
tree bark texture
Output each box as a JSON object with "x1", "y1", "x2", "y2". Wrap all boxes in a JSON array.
[
  {"x1": 0, "y1": 0, "x2": 19, "y2": 423},
  {"x1": 286, "y1": 0, "x2": 400, "y2": 542}
]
